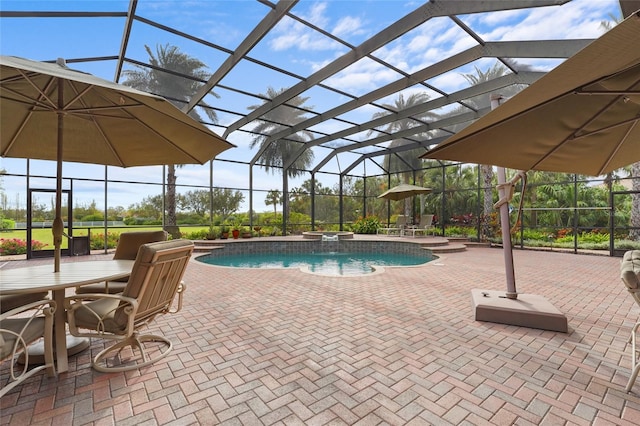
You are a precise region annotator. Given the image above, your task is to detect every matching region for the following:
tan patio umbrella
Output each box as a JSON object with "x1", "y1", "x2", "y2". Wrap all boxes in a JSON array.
[
  {"x1": 378, "y1": 183, "x2": 432, "y2": 225},
  {"x1": 420, "y1": 12, "x2": 639, "y2": 308},
  {"x1": 421, "y1": 11, "x2": 640, "y2": 176},
  {"x1": 0, "y1": 55, "x2": 234, "y2": 271},
  {"x1": 377, "y1": 183, "x2": 432, "y2": 201}
]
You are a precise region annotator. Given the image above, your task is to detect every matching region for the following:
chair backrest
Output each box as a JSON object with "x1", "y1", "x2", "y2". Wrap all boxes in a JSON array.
[
  {"x1": 396, "y1": 215, "x2": 407, "y2": 227},
  {"x1": 114, "y1": 239, "x2": 193, "y2": 327},
  {"x1": 113, "y1": 230, "x2": 168, "y2": 260},
  {"x1": 622, "y1": 250, "x2": 640, "y2": 305},
  {"x1": 419, "y1": 214, "x2": 434, "y2": 228}
]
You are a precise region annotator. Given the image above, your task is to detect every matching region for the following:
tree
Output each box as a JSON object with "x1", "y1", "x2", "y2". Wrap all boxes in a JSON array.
[
  {"x1": 127, "y1": 195, "x2": 163, "y2": 223},
  {"x1": 461, "y1": 60, "x2": 532, "y2": 239},
  {"x1": 180, "y1": 190, "x2": 210, "y2": 217},
  {"x1": 368, "y1": 92, "x2": 439, "y2": 219},
  {"x1": 121, "y1": 44, "x2": 219, "y2": 237},
  {"x1": 265, "y1": 189, "x2": 282, "y2": 217},
  {"x1": 210, "y1": 188, "x2": 244, "y2": 221},
  {"x1": 248, "y1": 87, "x2": 315, "y2": 178}
]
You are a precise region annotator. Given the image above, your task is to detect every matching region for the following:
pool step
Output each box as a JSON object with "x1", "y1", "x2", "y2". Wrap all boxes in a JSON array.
[
  {"x1": 416, "y1": 236, "x2": 467, "y2": 253},
  {"x1": 193, "y1": 240, "x2": 224, "y2": 253},
  {"x1": 416, "y1": 237, "x2": 450, "y2": 247},
  {"x1": 425, "y1": 243, "x2": 467, "y2": 254}
]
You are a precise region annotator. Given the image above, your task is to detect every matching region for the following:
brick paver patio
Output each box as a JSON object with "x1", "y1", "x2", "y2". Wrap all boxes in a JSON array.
[{"x1": 2, "y1": 240, "x2": 640, "y2": 425}]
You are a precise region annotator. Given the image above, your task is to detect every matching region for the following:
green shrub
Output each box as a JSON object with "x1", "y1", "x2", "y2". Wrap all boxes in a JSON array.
[
  {"x1": 617, "y1": 240, "x2": 640, "y2": 250},
  {"x1": 445, "y1": 226, "x2": 474, "y2": 237},
  {"x1": 520, "y1": 229, "x2": 553, "y2": 241},
  {"x1": 89, "y1": 231, "x2": 120, "y2": 250},
  {"x1": 1, "y1": 218, "x2": 16, "y2": 231},
  {"x1": 81, "y1": 214, "x2": 104, "y2": 222},
  {"x1": 352, "y1": 216, "x2": 381, "y2": 234},
  {"x1": 182, "y1": 229, "x2": 209, "y2": 240},
  {"x1": 578, "y1": 231, "x2": 610, "y2": 244},
  {"x1": 123, "y1": 217, "x2": 161, "y2": 226}
]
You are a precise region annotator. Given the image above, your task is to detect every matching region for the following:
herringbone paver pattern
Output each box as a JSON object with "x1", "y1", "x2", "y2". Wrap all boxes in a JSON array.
[{"x1": 2, "y1": 240, "x2": 640, "y2": 425}]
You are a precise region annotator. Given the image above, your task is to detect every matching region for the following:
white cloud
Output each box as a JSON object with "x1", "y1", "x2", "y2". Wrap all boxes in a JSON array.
[
  {"x1": 269, "y1": 1, "x2": 359, "y2": 52},
  {"x1": 478, "y1": 0, "x2": 617, "y2": 41},
  {"x1": 323, "y1": 57, "x2": 401, "y2": 94},
  {"x1": 333, "y1": 15, "x2": 365, "y2": 38}
]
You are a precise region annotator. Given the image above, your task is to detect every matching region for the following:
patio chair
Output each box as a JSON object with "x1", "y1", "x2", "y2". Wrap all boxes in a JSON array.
[
  {"x1": 1, "y1": 298, "x2": 56, "y2": 398},
  {"x1": 621, "y1": 250, "x2": 640, "y2": 392},
  {"x1": 65, "y1": 239, "x2": 193, "y2": 372},
  {"x1": 75, "y1": 230, "x2": 167, "y2": 295},
  {"x1": 406, "y1": 214, "x2": 434, "y2": 238},
  {"x1": 1, "y1": 292, "x2": 49, "y2": 314},
  {"x1": 377, "y1": 215, "x2": 407, "y2": 236}
]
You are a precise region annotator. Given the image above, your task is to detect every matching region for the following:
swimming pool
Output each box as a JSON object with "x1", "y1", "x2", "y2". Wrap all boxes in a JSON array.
[{"x1": 196, "y1": 239, "x2": 436, "y2": 276}]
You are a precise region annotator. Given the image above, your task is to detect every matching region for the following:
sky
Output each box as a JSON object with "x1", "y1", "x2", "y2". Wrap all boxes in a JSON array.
[{"x1": 0, "y1": 0, "x2": 623, "y2": 215}]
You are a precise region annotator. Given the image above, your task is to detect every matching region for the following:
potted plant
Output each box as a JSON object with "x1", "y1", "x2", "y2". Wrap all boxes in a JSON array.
[
  {"x1": 205, "y1": 225, "x2": 217, "y2": 240},
  {"x1": 220, "y1": 224, "x2": 230, "y2": 239},
  {"x1": 242, "y1": 226, "x2": 252, "y2": 238},
  {"x1": 231, "y1": 218, "x2": 242, "y2": 239}
]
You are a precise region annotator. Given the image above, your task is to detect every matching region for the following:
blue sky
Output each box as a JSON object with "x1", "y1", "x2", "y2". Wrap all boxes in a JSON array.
[{"x1": 0, "y1": 0, "x2": 623, "y2": 214}]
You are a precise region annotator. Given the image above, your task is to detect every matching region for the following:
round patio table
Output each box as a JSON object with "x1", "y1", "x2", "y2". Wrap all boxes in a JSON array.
[{"x1": 0, "y1": 260, "x2": 135, "y2": 373}]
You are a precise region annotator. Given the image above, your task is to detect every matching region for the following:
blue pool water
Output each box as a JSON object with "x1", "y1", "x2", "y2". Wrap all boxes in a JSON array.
[{"x1": 198, "y1": 251, "x2": 432, "y2": 276}]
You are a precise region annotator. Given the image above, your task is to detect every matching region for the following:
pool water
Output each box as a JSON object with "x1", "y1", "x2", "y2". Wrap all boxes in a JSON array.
[{"x1": 198, "y1": 251, "x2": 432, "y2": 276}]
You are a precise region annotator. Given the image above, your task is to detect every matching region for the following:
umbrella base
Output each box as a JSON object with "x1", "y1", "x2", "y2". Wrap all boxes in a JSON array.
[
  {"x1": 18, "y1": 335, "x2": 90, "y2": 365},
  {"x1": 471, "y1": 289, "x2": 568, "y2": 333}
]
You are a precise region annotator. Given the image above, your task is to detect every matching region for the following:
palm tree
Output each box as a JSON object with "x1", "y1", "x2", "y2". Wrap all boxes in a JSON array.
[
  {"x1": 248, "y1": 87, "x2": 314, "y2": 178},
  {"x1": 121, "y1": 43, "x2": 219, "y2": 237},
  {"x1": 368, "y1": 92, "x2": 439, "y2": 219},
  {"x1": 249, "y1": 87, "x2": 315, "y2": 233},
  {"x1": 461, "y1": 60, "x2": 532, "y2": 239},
  {"x1": 265, "y1": 189, "x2": 281, "y2": 218}
]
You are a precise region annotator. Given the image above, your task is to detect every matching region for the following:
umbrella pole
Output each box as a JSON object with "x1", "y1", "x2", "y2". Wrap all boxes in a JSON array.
[
  {"x1": 491, "y1": 95, "x2": 517, "y2": 299},
  {"x1": 496, "y1": 166, "x2": 517, "y2": 299},
  {"x1": 53, "y1": 78, "x2": 64, "y2": 272}
]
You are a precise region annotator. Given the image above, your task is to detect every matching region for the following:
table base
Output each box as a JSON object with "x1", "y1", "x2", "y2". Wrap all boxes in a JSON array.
[{"x1": 18, "y1": 336, "x2": 90, "y2": 365}]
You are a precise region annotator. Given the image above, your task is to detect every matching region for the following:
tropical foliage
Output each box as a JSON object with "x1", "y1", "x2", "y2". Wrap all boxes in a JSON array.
[{"x1": 248, "y1": 87, "x2": 315, "y2": 178}]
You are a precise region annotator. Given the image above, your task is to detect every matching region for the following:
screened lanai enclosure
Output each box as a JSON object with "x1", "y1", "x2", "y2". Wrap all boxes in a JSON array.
[{"x1": 1, "y1": 0, "x2": 639, "y2": 256}]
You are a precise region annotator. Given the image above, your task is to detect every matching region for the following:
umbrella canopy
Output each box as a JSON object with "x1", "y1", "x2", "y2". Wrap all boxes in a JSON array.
[
  {"x1": 378, "y1": 183, "x2": 432, "y2": 201},
  {"x1": 1, "y1": 55, "x2": 234, "y2": 166},
  {"x1": 421, "y1": 11, "x2": 640, "y2": 177},
  {"x1": 0, "y1": 55, "x2": 234, "y2": 271}
]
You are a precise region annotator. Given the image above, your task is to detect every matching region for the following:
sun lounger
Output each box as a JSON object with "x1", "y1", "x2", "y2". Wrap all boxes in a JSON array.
[{"x1": 377, "y1": 215, "x2": 407, "y2": 236}]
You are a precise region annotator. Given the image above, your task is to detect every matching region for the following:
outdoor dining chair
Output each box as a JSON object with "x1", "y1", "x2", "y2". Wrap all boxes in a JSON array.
[
  {"x1": 621, "y1": 250, "x2": 640, "y2": 392},
  {"x1": 75, "y1": 230, "x2": 167, "y2": 295},
  {"x1": 65, "y1": 239, "x2": 193, "y2": 372},
  {"x1": 1, "y1": 297, "x2": 56, "y2": 398}
]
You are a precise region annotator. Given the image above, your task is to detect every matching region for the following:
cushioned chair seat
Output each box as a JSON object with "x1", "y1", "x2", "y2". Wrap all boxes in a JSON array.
[
  {"x1": 70, "y1": 297, "x2": 127, "y2": 334},
  {"x1": 621, "y1": 250, "x2": 640, "y2": 393},
  {"x1": 622, "y1": 250, "x2": 640, "y2": 290},
  {"x1": 1, "y1": 292, "x2": 49, "y2": 314},
  {"x1": 1, "y1": 299, "x2": 56, "y2": 397},
  {"x1": 76, "y1": 230, "x2": 167, "y2": 295},
  {"x1": 0, "y1": 317, "x2": 47, "y2": 359},
  {"x1": 76, "y1": 282, "x2": 127, "y2": 295}
]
